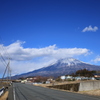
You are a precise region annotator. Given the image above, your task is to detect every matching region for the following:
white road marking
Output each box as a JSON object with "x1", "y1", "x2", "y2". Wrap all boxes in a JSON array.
[{"x1": 13, "y1": 84, "x2": 16, "y2": 100}]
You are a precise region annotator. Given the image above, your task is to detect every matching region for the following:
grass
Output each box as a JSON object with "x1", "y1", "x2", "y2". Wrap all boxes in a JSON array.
[
  {"x1": 0, "y1": 91, "x2": 8, "y2": 100},
  {"x1": 0, "y1": 82, "x2": 10, "y2": 88},
  {"x1": 78, "y1": 89, "x2": 100, "y2": 96}
]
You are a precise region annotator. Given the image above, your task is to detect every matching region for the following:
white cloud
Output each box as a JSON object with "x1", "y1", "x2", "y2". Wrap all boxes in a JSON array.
[
  {"x1": 0, "y1": 40, "x2": 91, "y2": 76},
  {"x1": 6, "y1": 41, "x2": 90, "y2": 61},
  {"x1": 92, "y1": 56, "x2": 100, "y2": 63},
  {"x1": 82, "y1": 25, "x2": 98, "y2": 32}
]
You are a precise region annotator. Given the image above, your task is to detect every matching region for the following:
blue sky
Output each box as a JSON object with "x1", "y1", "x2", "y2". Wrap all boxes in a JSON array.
[{"x1": 0, "y1": 0, "x2": 100, "y2": 77}]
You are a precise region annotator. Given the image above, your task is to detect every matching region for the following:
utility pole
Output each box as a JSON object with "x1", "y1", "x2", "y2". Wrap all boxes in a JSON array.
[
  {"x1": 0, "y1": 61, "x2": 9, "y2": 87},
  {"x1": 0, "y1": 58, "x2": 11, "y2": 88},
  {"x1": 7, "y1": 58, "x2": 11, "y2": 87}
]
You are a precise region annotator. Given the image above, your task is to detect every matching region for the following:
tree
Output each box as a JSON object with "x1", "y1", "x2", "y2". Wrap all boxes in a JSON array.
[{"x1": 71, "y1": 69, "x2": 96, "y2": 77}]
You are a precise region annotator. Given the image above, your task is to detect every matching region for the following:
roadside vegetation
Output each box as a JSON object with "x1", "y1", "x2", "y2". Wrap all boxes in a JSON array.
[
  {"x1": 0, "y1": 91, "x2": 8, "y2": 100},
  {"x1": 0, "y1": 82, "x2": 10, "y2": 88},
  {"x1": 78, "y1": 89, "x2": 100, "y2": 96},
  {"x1": 70, "y1": 69, "x2": 96, "y2": 77}
]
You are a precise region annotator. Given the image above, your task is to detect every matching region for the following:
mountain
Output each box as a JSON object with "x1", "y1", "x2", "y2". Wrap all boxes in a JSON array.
[{"x1": 12, "y1": 58, "x2": 100, "y2": 79}]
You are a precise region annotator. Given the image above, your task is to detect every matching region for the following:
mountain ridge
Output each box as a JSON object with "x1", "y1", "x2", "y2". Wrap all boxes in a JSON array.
[{"x1": 12, "y1": 58, "x2": 100, "y2": 79}]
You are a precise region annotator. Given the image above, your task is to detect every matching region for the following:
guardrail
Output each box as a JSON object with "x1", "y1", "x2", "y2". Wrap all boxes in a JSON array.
[{"x1": 0, "y1": 87, "x2": 5, "y2": 96}]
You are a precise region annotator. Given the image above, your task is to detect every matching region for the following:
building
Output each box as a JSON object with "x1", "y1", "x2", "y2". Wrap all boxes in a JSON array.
[{"x1": 94, "y1": 73, "x2": 100, "y2": 80}]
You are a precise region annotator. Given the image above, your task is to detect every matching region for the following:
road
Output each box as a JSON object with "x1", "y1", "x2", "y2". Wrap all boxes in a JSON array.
[{"x1": 8, "y1": 83, "x2": 100, "y2": 100}]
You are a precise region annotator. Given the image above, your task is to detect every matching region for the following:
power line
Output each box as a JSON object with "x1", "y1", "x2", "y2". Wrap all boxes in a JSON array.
[
  {"x1": 0, "y1": 53, "x2": 8, "y2": 66},
  {"x1": 0, "y1": 36, "x2": 11, "y2": 62},
  {"x1": 0, "y1": 36, "x2": 11, "y2": 87},
  {"x1": 0, "y1": 61, "x2": 10, "y2": 87}
]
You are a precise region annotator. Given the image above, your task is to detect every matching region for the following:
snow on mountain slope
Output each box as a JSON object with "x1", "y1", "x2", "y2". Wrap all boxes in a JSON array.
[
  {"x1": 58, "y1": 58, "x2": 83, "y2": 65},
  {"x1": 12, "y1": 57, "x2": 100, "y2": 79}
]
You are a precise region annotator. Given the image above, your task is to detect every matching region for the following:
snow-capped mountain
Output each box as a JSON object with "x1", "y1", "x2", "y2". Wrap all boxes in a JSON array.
[
  {"x1": 57, "y1": 57, "x2": 85, "y2": 65},
  {"x1": 12, "y1": 58, "x2": 100, "y2": 79}
]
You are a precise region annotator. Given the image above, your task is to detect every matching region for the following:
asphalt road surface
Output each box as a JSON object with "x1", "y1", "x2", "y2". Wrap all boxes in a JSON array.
[{"x1": 8, "y1": 83, "x2": 100, "y2": 100}]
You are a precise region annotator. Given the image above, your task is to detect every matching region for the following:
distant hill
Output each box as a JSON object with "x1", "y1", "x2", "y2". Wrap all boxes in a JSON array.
[{"x1": 12, "y1": 58, "x2": 100, "y2": 79}]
